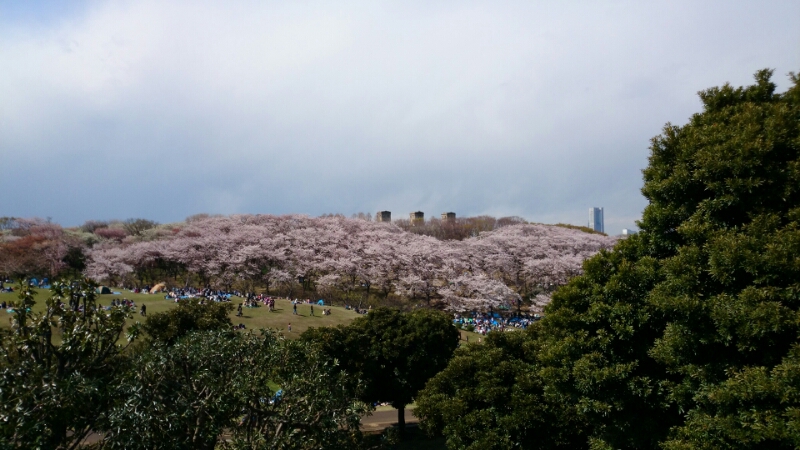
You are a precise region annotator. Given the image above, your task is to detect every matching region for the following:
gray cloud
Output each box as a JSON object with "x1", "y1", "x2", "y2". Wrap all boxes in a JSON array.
[{"x1": 1, "y1": 0, "x2": 798, "y2": 233}]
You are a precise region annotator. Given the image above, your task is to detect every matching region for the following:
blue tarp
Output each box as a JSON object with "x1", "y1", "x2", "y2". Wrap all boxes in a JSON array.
[
  {"x1": 317, "y1": 299, "x2": 324, "y2": 305},
  {"x1": 270, "y1": 389, "x2": 283, "y2": 405}
]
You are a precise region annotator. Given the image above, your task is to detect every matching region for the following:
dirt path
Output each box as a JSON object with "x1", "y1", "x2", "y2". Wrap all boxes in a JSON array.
[{"x1": 360, "y1": 409, "x2": 418, "y2": 430}]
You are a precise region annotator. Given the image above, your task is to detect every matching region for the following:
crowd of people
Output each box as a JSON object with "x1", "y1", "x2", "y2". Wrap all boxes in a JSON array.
[
  {"x1": 164, "y1": 286, "x2": 202, "y2": 299},
  {"x1": 106, "y1": 298, "x2": 136, "y2": 309},
  {"x1": 344, "y1": 304, "x2": 371, "y2": 314},
  {"x1": 123, "y1": 285, "x2": 245, "y2": 303},
  {"x1": 3, "y1": 280, "x2": 544, "y2": 337},
  {"x1": 164, "y1": 287, "x2": 241, "y2": 303},
  {"x1": 453, "y1": 310, "x2": 542, "y2": 335},
  {"x1": 0, "y1": 278, "x2": 47, "y2": 292}
]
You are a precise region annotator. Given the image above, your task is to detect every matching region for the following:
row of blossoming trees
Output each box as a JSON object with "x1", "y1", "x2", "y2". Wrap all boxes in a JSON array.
[
  {"x1": 85, "y1": 214, "x2": 615, "y2": 310},
  {"x1": 0, "y1": 218, "x2": 74, "y2": 280}
]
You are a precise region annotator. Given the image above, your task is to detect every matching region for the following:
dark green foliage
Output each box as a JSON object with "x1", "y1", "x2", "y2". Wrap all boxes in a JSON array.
[
  {"x1": 103, "y1": 330, "x2": 366, "y2": 450},
  {"x1": 62, "y1": 245, "x2": 87, "y2": 275},
  {"x1": 416, "y1": 328, "x2": 587, "y2": 450},
  {"x1": 302, "y1": 307, "x2": 459, "y2": 436},
  {"x1": 0, "y1": 279, "x2": 136, "y2": 449},
  {"x1": 541, "y1": 70, "x2": 800, "y2": 449},
  {"x1": 103, "y1": 330, "x2": 249, "y2": 450},
  {"x1": 141, "y1": 298, "x2": 233, "y2": 345},
  {"x1": 225, "y1": 336, "x2": 368, "y2": 450},
  {"x1": 536, "y1": 237, "x2": 676, "y2": 449},
  {"x1": 416, "y1": 70, "x2": 800, "y2": 449},
  {"x1": 346, "y1": 308, "x2": 458, "y2": 409},
  {"x1": 0, "y1": 284, "x2": 367, "y2": 449},
  {"x1": 646, "y1": 70, "x2": 800, "y2": 449}
]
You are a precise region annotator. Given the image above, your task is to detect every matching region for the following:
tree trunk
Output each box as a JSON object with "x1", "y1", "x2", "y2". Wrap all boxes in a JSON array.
[{"x1": 397, "y1": 406, "x2": 406, "y2": 440}]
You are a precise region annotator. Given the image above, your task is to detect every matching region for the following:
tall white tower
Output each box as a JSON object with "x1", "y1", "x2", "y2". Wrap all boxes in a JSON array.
[{"x1": 590, "y1": 207, "x2": 604, "y2": 233}]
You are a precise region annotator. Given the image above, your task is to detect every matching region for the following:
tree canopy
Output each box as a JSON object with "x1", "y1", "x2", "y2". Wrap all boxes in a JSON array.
[
  {"x1": 141, "y1": 298, "x2": 233, "y2": 346},
  {"x1": 0, "y1": 279, "x2": 136, "y2": 449},
  {"x1": 85, "y1": 216, "x2": 613, "y2": 310},
  {"x1": 0, "y1": 281, "x2": 370, "y2": 449},
  {"x1": 416, "y1": 329, "x2": 587, "y2": 450},
  {"x1": 102, "y1": 329, "x2": 366, "y2": 450},
  {"x1": 416, "y1": 70, "x2": 800, "y2": 449},
  {"x1": 302, "y1": 307, "x2": 459, "y2": 437}
]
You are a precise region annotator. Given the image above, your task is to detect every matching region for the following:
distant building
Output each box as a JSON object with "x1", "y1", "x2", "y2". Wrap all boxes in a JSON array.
[
  {"x1": 589, "y1": 207, "x2": 604, "y2": 233},
  {"x1": 441, "y1": 212, "x2": 456, "y2": 223},
  {"x1": 410, "y1": 211, "x2": 425, "y2": 225},
  {"x1": 622, "y1": 228, "x2": 637, "y2": 236},
  {"x1": 376, "y1": 211, "x2": 392, "y2": 223}
]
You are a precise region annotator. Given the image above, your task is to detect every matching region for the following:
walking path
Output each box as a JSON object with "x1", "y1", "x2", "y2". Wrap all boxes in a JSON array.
[{"x1": 360, "y1": 408, "x2": 418, "y2": 430}]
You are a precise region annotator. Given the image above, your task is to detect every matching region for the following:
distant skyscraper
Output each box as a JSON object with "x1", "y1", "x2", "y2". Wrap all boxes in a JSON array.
[{"x1": 590, "y1": 207, "x2": 604, "y2": 233}]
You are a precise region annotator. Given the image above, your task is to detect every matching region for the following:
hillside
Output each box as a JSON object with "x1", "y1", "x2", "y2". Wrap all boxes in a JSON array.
[{"x1": 82, "y1": 215, "x2": 615, "y2": 311}]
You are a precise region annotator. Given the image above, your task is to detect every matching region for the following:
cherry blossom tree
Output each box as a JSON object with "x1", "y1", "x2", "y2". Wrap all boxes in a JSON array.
[
  {"x1": 85, "y1": 214, "x2": 616, "y2": 310},
  {"x1": 0, "y1": 219, "x2": 68, "y2": 279}
]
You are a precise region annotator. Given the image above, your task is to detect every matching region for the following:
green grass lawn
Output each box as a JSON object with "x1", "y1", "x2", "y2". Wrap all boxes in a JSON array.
[
  {"x1": 1, "y1": 287, "x2": 481, "y2": 347},
  {"x1": 0, "y1": 287, "x2": 363, "y2": 338}
]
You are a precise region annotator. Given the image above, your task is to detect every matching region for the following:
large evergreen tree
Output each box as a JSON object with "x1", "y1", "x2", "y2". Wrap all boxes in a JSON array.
[
  {"x1": 302, "y1": 307, "x2": 459, "y2": 438},
  {"x1": 417, "y1": 70, "x2": 800, "y2": 449},
  {"x1": 416, "y1": 328, "x2": 588, "y2": 449}
]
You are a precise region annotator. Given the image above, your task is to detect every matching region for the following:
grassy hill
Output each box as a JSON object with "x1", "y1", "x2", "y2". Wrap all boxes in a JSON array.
[
  {"x1": 1, "y1": 288, "x2": 360, "y2": 336},
  {"x1": 1, "y1": 287, "x2": 481, "y2": 341}
]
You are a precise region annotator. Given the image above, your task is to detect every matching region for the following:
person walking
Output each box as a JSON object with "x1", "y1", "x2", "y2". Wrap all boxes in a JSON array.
[
  {"x1": 293, "y1": 302, "x2": 297, "y2": 315},
  {"x1": 140, "y1": 304, "x2": 146, "y2": 316},
  {"x1": 287, "y1": 323, "x2": 292, "y2": 332},
  {"x1": 310, "y1": 304, "x2": 314, "y2": 316},
  {"x1": 237, "y1": 303, "x2": 243, "y2": 317}
]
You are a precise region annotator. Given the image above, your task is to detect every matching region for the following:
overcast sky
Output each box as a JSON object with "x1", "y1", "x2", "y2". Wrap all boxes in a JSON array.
[{"x1": 1, "y1": 1, "x2": 798, "y2": 233}]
